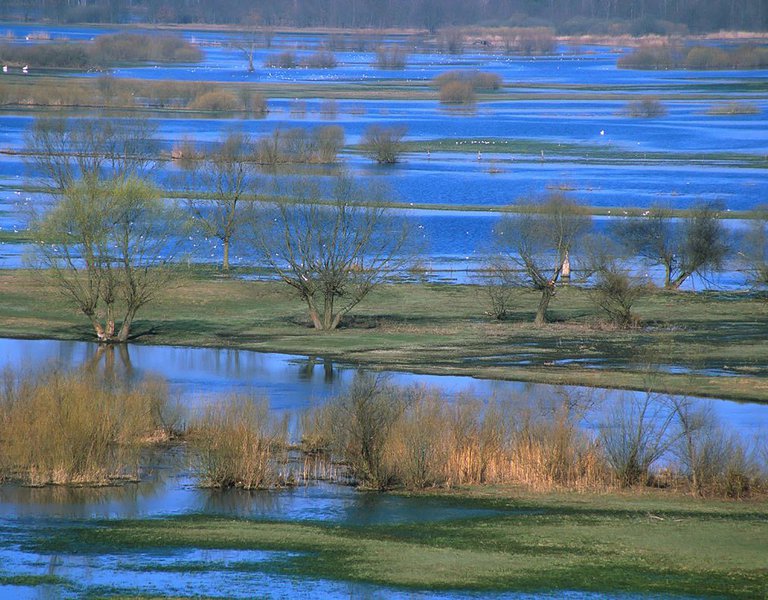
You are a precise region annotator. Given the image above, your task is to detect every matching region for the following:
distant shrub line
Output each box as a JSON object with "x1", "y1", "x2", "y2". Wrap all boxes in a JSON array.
[
  {"x1": 0, "y1": 32, "x2": 201, "y2": 69},
  {"x1": 619, "y1": 43, "x2": 768, "y2": 70}
]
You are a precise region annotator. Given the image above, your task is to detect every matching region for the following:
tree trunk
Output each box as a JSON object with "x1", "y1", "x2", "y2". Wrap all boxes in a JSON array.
[
  {"x1": 90, "y1": 317, "x2": 107, "y2": 342},
  {"x1": 663, "y1": 262, "x2": 672, "y2": 288},
  {"x1": 534, "y1": 285, "x2": 555, "y2": 327},
  {"x1": 322, "y1": 295, "x2": 335, "y2": 331},
  {"x1": 308, "y1": 306, "x2": 323, "y2": 330},
  {"x1": 222, "y1": 239, "x2": 230, "y2": 271},
  {"x1": 561, "y1": 251, "x2": 571, "y2": 281},
  {"x1": 668, "y1": 271, "x2": 690, "y2": 290},
  {"x1": 117, "y1": 308, "x2": 137, "y2": 343}
]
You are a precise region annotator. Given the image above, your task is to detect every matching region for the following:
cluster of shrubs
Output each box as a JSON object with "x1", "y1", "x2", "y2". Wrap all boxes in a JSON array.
[
  {"x1": 374, "y1": 46, "x2": 408, "y2": 69},
  {"x1": 175, "y1": 126, "x2": 345, "y2": 165},
  {"x1": 0, "y1": 76, "x2": 267, "y2": 115},
  {"x1": 434, "y1": 70, "x2": 503, "y2": 105},
  {"x1": 264, "y1": 50, "x2": 337, "y2": 69},
  {"x1": 619, "y1": 43, "x2": 768, "y2": 70},
  {"x1": 501, "y1": 27, "x2": 556, "y2": 55},
  {"x1": 254, "y1": 126, "x2": 345, "y2": 165},
  {"x1": 625, "y1": 96, "x2": 667, "y2": 118},
  {"x1": 0, "y1": 32, "x2": 201, "y2": 69},
  {"x1": 201, "y1": 375, "x2": 766, "y2": 498},
  {"x1": 2, "y1": 368, "x2": 763, "y2": 499}
]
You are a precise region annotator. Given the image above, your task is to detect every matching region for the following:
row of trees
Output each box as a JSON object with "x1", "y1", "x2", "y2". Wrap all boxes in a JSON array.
[
  {"x1": 26, "y1": 117, "x2": 768, "y2": 343},
  {"x1": 487, "y1": 196, "x2": 749, "y2": 326},
  {"x1": 7, "y1": 0, "x2": 768, "y2": 33}
]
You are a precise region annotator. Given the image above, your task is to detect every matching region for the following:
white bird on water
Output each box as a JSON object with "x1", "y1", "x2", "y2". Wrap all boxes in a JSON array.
[
  {"x1": 22, "y1": 65, "x2": 28, "y2": 74},
  {"x1": 2, "y1": 65, "x2": 7, "y2": 73}
]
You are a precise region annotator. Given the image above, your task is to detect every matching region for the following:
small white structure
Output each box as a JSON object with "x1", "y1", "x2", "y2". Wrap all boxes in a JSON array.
[
  {"x1": 2, "y1": 65, "x2": 7, "y2": 73},
  {"x1": 22, "y1": 65, "x2": 28, "y2": 74}
]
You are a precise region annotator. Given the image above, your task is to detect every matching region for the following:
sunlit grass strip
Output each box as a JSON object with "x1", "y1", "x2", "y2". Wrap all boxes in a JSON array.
[{"x1": 33, "y1": 494, "x2": 768, "y2": 598}]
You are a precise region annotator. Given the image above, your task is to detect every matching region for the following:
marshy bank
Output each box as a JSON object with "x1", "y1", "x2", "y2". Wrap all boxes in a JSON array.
[
  {"x1": 0, "y1": 366, "x2": 766, "y2": 598},
  {"x1": 1, "y1": 365, "x2": 764, "y2": 499}
]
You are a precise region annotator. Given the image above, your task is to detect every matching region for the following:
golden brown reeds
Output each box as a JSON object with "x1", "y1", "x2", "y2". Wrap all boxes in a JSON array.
[
  {"x1": 188, "y1": 395, "x2": 290, "y2": 489},
  {"x1": 0, "y1": 368, "x2": 172, "y2": 486}
]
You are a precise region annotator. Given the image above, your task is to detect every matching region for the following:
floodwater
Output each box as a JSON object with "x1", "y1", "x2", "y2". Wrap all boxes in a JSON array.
[
  {"x1": 1, "y1": 337, "x2": 765, "y2": 435},
  {"x1": 0, "y1": 336, "x2": 733, "y2": 599},
  {"x1": 0, "y1": 26, "x2": 766, "y2": 284},
  {"x1": 0, "y1": 25, "x2": 765, "y2": 596}
]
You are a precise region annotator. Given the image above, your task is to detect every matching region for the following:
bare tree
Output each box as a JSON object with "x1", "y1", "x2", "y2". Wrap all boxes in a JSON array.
[
  {"x1": 478, "y1": 255, "x2": 518, "y2": 320},
  {"x1": 493, "y1": 194, "x2": 591, "y2": 326},
  {"x1": 613, "y1": 202, "x2": 729, "y2": 289},
  {"x1": 249, "y1": 175, "x2": 410, "y2": 331},
  {"x1": 582, "y1": 233, "x2": 646, "y2": 328},
  {"x1": 231, "y1": 12, "x2": 262, "y2": 72},
  {"x1": 360, "y1": 125, "x2": 406, "y2": 164},
  {"x1": 182, "y1": 132, "x2": 257, "y2": 271},
  {"x1": 599, "y1": 391, "x2": 679, "y2": 487},
  {"x1": 29, "y1": 177, "x2": 179, "y2": 343},
  {"x1": 25, "y1": 116, "x2": 158, "y2": 191}
]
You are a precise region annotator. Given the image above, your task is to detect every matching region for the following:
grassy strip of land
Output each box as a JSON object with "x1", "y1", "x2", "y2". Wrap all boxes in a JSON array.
[
  {"x1": 31, "y1": 490, "x2": 768, "y2": 598},
  {"x1": 1, "y1": 269, "x2": 766, "y2": 402},
  {"x1": 1, "y1": 73, "x2": 766, "y2": 107},
  {"x1": 401, "y1": 137, "x2": 768, "y2": 168}
]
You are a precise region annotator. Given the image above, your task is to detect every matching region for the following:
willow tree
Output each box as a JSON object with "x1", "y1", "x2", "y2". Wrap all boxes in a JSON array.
[
  {"x1": 493, "y1": 194, "x2": 591, "y2": 326},
  {"x1": 30, "y1": 177, "x2": 178, "y2": 343},
  {"x1": 613, "y1": 202, "x2": 729, "y2": 289},
  {"x1": 26, "y1": 115, "x2": 157, "y2": 191},
  {"x1": 250, "y1": 175, "x2": 410, "y2": 331}
]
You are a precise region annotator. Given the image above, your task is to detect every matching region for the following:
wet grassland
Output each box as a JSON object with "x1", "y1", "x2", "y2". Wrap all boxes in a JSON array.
[
  {"x1": 1, "y1": 269, "x2": 766, "y2": 402},
  {"x1": 13, "y1": 491, "x2": 768, "y2": 598}
]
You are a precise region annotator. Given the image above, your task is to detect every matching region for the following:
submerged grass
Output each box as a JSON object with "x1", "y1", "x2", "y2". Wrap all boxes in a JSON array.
[
  {"x1": 0, "y1": 270, "x2": 766, "y2": 402},
  {"x1": 31, "y1": 491, "x2": 768, "y2": 598}
]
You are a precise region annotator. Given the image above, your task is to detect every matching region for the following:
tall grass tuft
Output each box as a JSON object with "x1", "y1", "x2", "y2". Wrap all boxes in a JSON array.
[
  {"x1": 0, "y1": 369, "x2": 173, "y2": 486},
  {"x1": 189, "y1": 395, "x2": 289, "y2": 489}
]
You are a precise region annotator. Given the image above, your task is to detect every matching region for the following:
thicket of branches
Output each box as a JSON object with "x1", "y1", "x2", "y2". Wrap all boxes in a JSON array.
[{"x1": 7, "y1": 0, "x2": 766, "y2": 33}]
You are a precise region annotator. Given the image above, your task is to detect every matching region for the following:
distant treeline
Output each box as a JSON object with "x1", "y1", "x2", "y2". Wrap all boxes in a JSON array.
[
  {"x1": 0, "y1": 32, "x2": 201, "y2": 69},
  {"x1": 4, "y1": 0, "x2": 767, "y2": 33}
]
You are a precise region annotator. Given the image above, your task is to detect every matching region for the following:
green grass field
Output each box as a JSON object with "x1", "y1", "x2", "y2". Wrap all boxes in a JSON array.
[
  {"x1": 28, "y1": 489, "x2": 768, "y2": 598},
  {"x1": 1, "y1": 269, "x2": 766, "y2": 402}
]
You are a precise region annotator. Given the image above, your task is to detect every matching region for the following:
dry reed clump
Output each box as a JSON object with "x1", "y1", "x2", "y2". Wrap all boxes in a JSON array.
[
  {"x1": 304, "y1": 378, "x2": 608, "y2": 492},
  {"x1": 374, "y1": 46, "x2": 408, "y2": 69},
  {"x1": 188, "y1": 395, "x2": 290, "y2": 490},
  {"x1": 0, "y1": 369, "x2": 173, "y2": 486},
  {"x1": 706, "y1": 102, "x2": 760, "y2": 116},
  {"x1": 434, "y1": 70, "x2": 502, "y2": 91},
  {"x1": 439, "y1": 81, "x2": 476, "y2": 105},
  {"x1": 187, "y1": 90, "x2": 240, "y2": 111},
  {"x1": 625, "y1": 96, "x2": 667, "y2": 118},
  {"x1": 301, "y1": 382, "x2": 764, "y2": 498}
]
